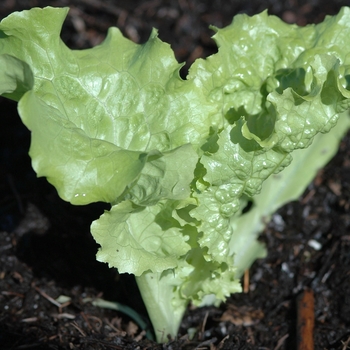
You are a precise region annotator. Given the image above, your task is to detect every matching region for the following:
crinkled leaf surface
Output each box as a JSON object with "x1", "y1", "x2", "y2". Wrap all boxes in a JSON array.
[
  {"x1": 18, "y1": 90, "x2": 148, "y2": 204},
  {"x1": 91, "y1": 200, "x2": 191, "y2": 275},
  {"x1": 230, "y1": 110, "x2": 350, "y2": 278},
  {"x1": 124, "y1": 144, "x2": 198, "y2": 206},
  {"x1": 1, "y1": 6, "x2": 350, "y2": 342},
  {"x1": 187, "y1": 8, "x2": 350, "y2": 263},
  {"x1": 0, "y1": 7, "x2": 215, "y2": 204}
]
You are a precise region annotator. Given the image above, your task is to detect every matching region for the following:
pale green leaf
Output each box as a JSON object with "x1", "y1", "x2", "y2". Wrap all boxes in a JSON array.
[
  {"x1": 2, "y1": 7, "x2": 350, "y2": 342},
  {"x1": 125, "y1": 144, "x2": 198, "y2": 205},
  {"x1": 0, "y1": 54, "x2": 33, "y2": 101},
  {"x1": 92, "y1": 200, "x2": 191, "y2": 275}
]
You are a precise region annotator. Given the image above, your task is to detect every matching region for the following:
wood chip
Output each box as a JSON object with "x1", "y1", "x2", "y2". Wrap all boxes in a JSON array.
[
  {"x1": 297, "y1": 289, "x2": 315, "y2": 350},
  {"x1": 220, "y1": 305, "x2": 264, "y2": 326}
]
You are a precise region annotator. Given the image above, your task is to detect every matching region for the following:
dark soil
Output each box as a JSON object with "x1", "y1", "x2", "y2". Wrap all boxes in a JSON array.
[{"x1": 1, "y1": 1, "x2": 350, "y2": 349}]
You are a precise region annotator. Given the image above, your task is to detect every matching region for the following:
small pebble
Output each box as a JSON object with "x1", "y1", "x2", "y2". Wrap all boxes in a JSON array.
[{"x1": 308, "y1": 239, "x2": 322, "y2": 251}]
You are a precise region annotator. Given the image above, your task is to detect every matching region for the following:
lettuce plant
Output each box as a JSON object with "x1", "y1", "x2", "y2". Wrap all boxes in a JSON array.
[{"x1": 1, "y1": 6, "x2": 350, "y2": 342}]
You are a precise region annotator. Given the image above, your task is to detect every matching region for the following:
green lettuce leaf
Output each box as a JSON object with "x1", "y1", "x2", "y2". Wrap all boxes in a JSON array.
[
  {"x1": 186, "y1": 8, "x2": 350, "y2": 270},
  {"x1": 0, "y1": 7, "x2": 216, "y2": 204},
  {"x1": 1, "y1": 6, "x2": 350, "y2": 342},
  {"x1": 0, "y1": 54, "x2": 33, "y2": 100},
  {"x1": 230, "y1": 110, "x2": 350, "y2": 278},
  {"x1": 91, "y1": 200, "x2": 191, "y2": 275}
]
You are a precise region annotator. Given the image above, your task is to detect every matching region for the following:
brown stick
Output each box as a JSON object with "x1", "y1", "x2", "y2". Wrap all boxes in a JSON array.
[
  {"x1": 297, "y1": 288, "x2": 315, "y2": 350},
  {"x1": 243, "y1": 269, "x2": 249, "y2": 293}
]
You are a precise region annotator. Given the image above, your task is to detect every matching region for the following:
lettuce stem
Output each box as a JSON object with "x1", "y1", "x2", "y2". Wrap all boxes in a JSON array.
[{"x1": 136, "y1": 271, "x2": 188, "y2": 343}]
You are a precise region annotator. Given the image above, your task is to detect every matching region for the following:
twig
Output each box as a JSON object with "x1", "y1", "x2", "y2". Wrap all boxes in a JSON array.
[
  {"x1": 21, "y1": 317, "x2": 39, "y2": 323},
  {"x1": 244, "y1": 269, "x2": 250, "y2": 293},
  {"x1": 34, "y1": 286, "x2": 61, "y2": 308},
  {"x1": 134, "y1": 330, "x2": 146, "y2": 342},
  {"x1": 217, "y1": 335, "x2": 229, "y2": 349},
  {"x1": 85, "y1": 314, "x2": 103, "y2": 332},
  {"x1": 342, "y1": 336, "x2": 350, "y2": 350},
  {"x1": 195, "y1": 337, "x2": 217, "y2": 349},
  {"x1": 80, "y1": 312, "x2": 93, "y2": 331},
  {"x1": 274, "y1": 333, "x2": 289, "y2": 350},
  {"x1": 2, "y1": 290, "x2": 24, "y2": 298},
  {"x1": 51, "y1": 313, "x2": 76, "y2": 319},
  {"x1": 199, "y1": 311, "x2": 209, "y2": 340},
  {"x1": 297, "y1": 288, "x2": 315, "y2": 350},
  {"x1": 71, "y1": 321, "x2": 87, "y2": 337},
  {"x1": 301, "y1": 189, "x2": 316, "y2": 204}
]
